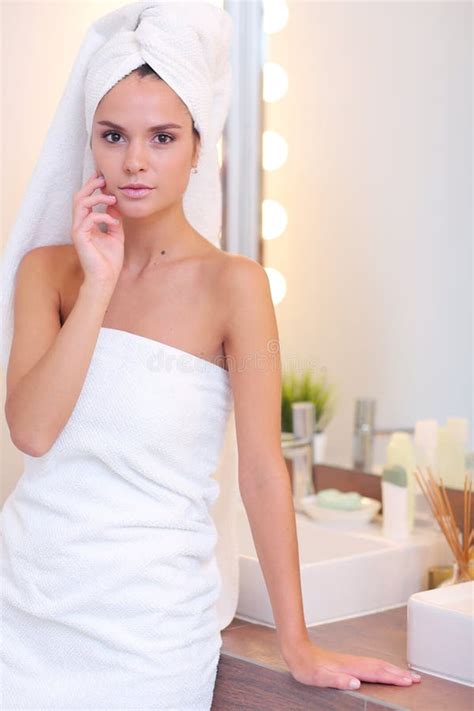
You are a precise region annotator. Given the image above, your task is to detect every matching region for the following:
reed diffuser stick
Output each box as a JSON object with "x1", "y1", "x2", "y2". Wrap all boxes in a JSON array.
[{"x1": 414, "y1": 466, "x2": 472, "y2": 579}]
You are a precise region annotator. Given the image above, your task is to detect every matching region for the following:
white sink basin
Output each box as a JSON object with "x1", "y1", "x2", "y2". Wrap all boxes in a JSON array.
[
  {"x1": 236, "y1": 504, "x2": 452, "y2": 626},
  {"x1": 407, "y1": 581, "x2": 474, "y2": 686}
]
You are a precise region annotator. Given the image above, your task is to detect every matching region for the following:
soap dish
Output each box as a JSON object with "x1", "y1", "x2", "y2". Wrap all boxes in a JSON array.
[{"x1": 300, "y1": 495, "x2": 381, "y2": 527}]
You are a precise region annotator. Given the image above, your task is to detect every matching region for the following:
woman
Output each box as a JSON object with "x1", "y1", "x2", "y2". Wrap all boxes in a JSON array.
[{"x1": 0, "y1": 2, "x2": 421, "y2": 708}]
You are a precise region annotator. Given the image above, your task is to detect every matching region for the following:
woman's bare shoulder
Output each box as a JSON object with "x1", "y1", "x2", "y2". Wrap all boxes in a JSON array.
[
  {"x1": 50, "y1": 244, "x2": 78, "y2": 267},
  {"x1": 209, "y1": 251, "x2": 268, "y2": 336},
  {"x1": 205, "y1": 244, "x2": 261, "y2": 275},
  {"x1": 18, "y1": 244, "x2": 74, "y2": 282},
  {"x1": 24, "y1": 245, "x2": 81, "y2": 300},
  {"x1": 204, "y1": 246, "x2": 254, "y2": 296},
  {"x1": 216, "y1": 251, "x2": 266, "y2": 292}
]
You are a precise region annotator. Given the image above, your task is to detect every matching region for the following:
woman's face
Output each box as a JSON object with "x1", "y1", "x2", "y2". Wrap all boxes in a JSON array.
[{"x1": 91, "y1": 73, "x2": 199, "y2": 216}]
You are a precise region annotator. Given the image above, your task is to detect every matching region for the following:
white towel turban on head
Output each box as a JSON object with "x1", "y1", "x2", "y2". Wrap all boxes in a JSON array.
[{"x1": 0, "y1": 0, "x2": 240, "y2": 631}]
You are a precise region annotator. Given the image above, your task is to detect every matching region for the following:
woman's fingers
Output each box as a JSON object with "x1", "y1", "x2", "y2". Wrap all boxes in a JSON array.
[
  {"x1": 383, "y1": 662, "x2": 421, "y2": 681},
  {"x1": 81, "y1": 212, "x2": 119, "y2": 233},
  {"x1": 287, "y1": 644, "x2": 423, "y2": 693},
  {"x1": 339, "y1": 655, "x2": 420, "y2": 686},
  {"x1": 69, "y1": 170, "x2": 124, "y2": 287},
  {"x1": 72, "y1": 174, "x2": 107, "y2": 230},
  {"x1": 311, "y1": 666, "x2": 361, "y2": 690},
  {"x1": 72, "y1": 194, "x2": 116, "y2": 230},
  {"x1": 72, "y1": 173, "x2": 119, "y2": 235},
  {"x1": 310, "y1": 664, "x2": 417, "y2": 691},
  {"x1": 82, "y1": 193, "x2": 116, "y2": 210},
  {"x1": 74, "y1": 172, "x2": 105, "y2": 202}
]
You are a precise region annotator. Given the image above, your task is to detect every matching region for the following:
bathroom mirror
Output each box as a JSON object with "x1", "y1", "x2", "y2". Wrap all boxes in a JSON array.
[{"x1": 254, "y1": 0, "x2": 472, "y2": 471}]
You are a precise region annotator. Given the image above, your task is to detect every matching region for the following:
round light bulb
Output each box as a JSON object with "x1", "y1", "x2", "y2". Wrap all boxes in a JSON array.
[
  {"x1": 264, "y1": 267, "x2": 287, "y2": 304},
  {"x1": 262, "y1": 199, "x2": 288, "y2": 240}
]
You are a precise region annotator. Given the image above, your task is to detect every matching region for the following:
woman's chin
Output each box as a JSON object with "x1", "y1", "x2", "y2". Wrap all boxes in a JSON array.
[{"x1": 116, "y1": 201, "x2": 164, "y2": 220}]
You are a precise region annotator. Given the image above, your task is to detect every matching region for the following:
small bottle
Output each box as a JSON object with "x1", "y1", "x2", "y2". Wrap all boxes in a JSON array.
[
  {"x1": 385, "y1": 432, "x2": 416, "y2": 534},
  {"x1": 436, "y1": 424, "x2": 466, "y2": 490},
  {"x1": 382, "y1": 465, "x2": 410, "y2": 539},
  {"x1": 414, "y1": 419, "x2": 438, "y2": 522},
  {"x1": 414, "y1": 419, "x2": 438, "y2": 470},
  {"x1": 444, "y1": 418, "x2": 469, "y2": 490}
]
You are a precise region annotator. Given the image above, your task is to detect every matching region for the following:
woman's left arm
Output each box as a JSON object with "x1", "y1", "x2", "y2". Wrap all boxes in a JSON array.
[{"x1": 221, "y1": 255, "x2": 422, "y2": 692}]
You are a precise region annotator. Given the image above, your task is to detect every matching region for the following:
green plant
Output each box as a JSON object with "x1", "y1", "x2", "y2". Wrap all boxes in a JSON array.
[{"x1": 281, "y1": 367, "x2": 337, "y2": 434}]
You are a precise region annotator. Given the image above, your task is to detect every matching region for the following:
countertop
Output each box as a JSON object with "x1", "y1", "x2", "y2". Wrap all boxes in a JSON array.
[{"x1": 214, "y1": 606, "x2": 472, "y2": 710}]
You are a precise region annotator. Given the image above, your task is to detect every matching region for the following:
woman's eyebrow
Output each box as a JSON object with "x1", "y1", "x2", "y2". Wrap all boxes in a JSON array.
[{"x1": 97, "y1": 120, "x2": 183, "y2": 131}]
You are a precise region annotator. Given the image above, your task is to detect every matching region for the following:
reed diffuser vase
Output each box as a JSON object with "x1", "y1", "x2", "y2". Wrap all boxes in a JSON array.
[{"x1": 438, "y1": 560, "x2": 474, "y2": 587}]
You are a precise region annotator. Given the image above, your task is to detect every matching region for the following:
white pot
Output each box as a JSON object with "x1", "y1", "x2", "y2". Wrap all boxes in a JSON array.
[{"x1": 313, "y1": 431, "x2": 327, "y2": 464}]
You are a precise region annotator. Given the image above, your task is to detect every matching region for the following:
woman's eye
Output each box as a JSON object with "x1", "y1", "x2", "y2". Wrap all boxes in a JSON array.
[
  {"x1": 102, "y1": 131, "x2": 174, "y2": 144},
  {"x1": 103, "y1": 131, "x2": 122, "y2": 143}
]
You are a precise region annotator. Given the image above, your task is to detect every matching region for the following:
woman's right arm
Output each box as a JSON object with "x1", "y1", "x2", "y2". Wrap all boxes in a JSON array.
[
  {"x1": 5, "y1": 250, "x2": 114, "y2": 456},
  {"x1": 5, "y1": 170, "x2": 124, "y2": 457}
]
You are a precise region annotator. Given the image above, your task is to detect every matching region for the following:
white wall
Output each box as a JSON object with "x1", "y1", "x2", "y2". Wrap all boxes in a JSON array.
[{"x1": 264, "y1": 0, "x2": 472, "y2": 466}]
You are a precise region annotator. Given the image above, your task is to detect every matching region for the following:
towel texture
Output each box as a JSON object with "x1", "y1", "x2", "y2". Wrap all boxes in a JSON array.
[{"x1": 1, "y1": 328, "x2": 237, "y2": 708}]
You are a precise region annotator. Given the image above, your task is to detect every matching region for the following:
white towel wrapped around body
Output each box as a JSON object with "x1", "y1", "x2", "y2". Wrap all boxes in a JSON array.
[{"x1": 1, "y1": 328, "x2": 237, "y2": 708}]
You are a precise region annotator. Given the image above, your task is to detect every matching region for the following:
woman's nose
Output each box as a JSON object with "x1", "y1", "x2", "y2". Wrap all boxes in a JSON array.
[{"x1": 123, "y1": 142, "x2": 149, "y2": 172}]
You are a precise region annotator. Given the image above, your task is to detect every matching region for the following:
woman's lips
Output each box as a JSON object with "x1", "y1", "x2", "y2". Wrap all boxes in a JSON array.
[{"x1": 119, "y1": 187, "x2": 154, "y2": 199}]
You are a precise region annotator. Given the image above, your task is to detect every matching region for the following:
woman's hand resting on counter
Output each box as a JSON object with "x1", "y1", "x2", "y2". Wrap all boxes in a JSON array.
[{"x1": 283, "y1": 639, "x2": 421, "y2": 691}]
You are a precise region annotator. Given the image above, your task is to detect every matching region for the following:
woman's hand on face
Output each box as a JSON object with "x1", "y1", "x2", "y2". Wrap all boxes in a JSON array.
[
  {"x1": 71, "y1": 170, "x2": 124, "y2": 289},
  {"x1": 283, "y1": 639, "x2": 421, "y2": 691}
]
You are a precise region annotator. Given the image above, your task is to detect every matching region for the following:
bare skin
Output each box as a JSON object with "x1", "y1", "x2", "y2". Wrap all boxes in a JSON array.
[
  {"x1": 56, "y1": 239, "x2": 231, "y2": 372},
  {"x1": 5, "y1": 69, "x2": 422, "y2": 693}
]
